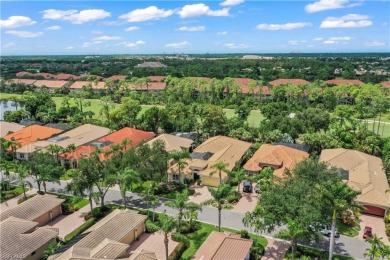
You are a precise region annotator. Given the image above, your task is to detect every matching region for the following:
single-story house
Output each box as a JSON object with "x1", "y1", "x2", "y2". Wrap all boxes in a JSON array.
[
  {"x1": 325, "y1": 79, "x2": 364, "y2": 86},
  {"x1": 53, "y1": 209, "x2": 147, "y2": 260},
  {"x1": 243, "y1": 144, "x2": 309, "y2": 179},
  {"x1": 193, "y1": 231, "x2": 253, "y2": 260},
  {"x1": 379, "y1": 81, "x2": 390, "y2": 88},
  {"x1": 0, "y1": 194, "x2": 65, "y2": 226},
  {"x1": 4, "y1": 125, "x2": 63, "y2": 152},
  {"x1": 59, "y1": 127, "x2": 155, "y2": 165},
  {"x1": 1, "y1": 217, "x2": 59, "y2": 260},
  {"x1": 68, "y1": 81, "x2": 106, "y2": 92},
  {"x1": 33, "y1": 80, "x2": 70, "y2": 92},
  {"x1": 0, "y1": 121, "x2": 24, "y2": 137},
  {"x1": 16, "y1": 124, "x2": 110, "y2": 160},
  {"x1": 269, "y1": 79, "x2": 310, "y2": 86},
  {"x1": 320, "y1": 148, "x2": 390, "y2": 217},
  {"x1": 168, "y1": 136, "x2": 251, "y2": 187},
  {"x1": 148, "y1": 133, "x2": 194, "y2": 153}
]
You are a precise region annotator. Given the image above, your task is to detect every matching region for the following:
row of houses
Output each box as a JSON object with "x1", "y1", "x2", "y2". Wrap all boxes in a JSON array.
[{"x1": 0, "y1": 194, "x2": 253, "y2": 260}]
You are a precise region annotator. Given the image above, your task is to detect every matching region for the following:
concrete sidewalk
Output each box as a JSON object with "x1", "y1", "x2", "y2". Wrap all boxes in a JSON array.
[
  {"x1": 261, "y1": 238, "x2": 290, "y2": 260},
  {"x1": 0, "y1": 188, "x2": 37, "y2": 213}
]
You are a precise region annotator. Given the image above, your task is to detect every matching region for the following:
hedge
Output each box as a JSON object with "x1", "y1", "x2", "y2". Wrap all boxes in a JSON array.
[{"x1": 64, "y1": 217, "x2": 95, "y2": 243}]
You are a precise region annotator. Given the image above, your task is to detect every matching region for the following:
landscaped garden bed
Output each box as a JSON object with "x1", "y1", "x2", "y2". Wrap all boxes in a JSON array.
[{"x1": 0, "y1": 183, "x2": 28, "y2": 203}]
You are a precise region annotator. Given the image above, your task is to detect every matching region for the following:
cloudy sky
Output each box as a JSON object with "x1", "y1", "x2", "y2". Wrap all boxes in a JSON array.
[{"x1": 1, "y1": 0, "x2": 389, "y2": 55}]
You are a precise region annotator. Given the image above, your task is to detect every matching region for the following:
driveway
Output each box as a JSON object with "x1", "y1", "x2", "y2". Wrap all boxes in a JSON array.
[
  {"x1": 261, "y1": 238, "x2": 290, "y2": 260},
  {"x1": 357, "y1": 214, "x2": 389, "y2": 245},
  {"x1": 231, "y1": 182, "x2": 258, "y2": 213},
  {"x1": 189, "y1": 186, "x2": 212, "y2": 204},
  {"x1": 127, "y1": 232, "x2": 179, "y2": 260}
]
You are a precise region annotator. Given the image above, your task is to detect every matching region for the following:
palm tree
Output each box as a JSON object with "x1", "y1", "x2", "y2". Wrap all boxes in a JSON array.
[
  {"x1": 65, "y1": 143, "x2": 77, "y2": 168},
  {"x1": 117, "y1": 168, "x2": 141, "y2": 208},
  {"x1": 231, "y1": 169, "x2": 247, "y2": 192},
  {"x1": 3, "y1": 139, "x2": 21, "y2": 160},
  {"x1": 0, "y1": 160, "x2": 12, "y2": 191},
  {"x1": 47, "y1": 144, "x2": 63, "y2": 164},
  {"x1": 202, "y1": 184, "x2": 234, "y2": 232},
  {"x1": 210, "y1": 161, "x2": 229, "y2": 184},
  {"x1": 43, "y1": 241, "x2": 62, "y2": 260},
  {"x1": 165, "y1": 190, "x2": 201, "y2": 232},
  {"x1": 16, "y1": 163, "x2": 29, "y2": 200},
  {"x1": 277, "y1": 218, "x2": 307, "y2": 259},
  {"x1": 170, "y1": 151, "x2": 190, "y2": 182},
  {"x1": 319, "y1": 181, "x2": 362, "y2": 260},
  {"x1": 156, "y1": 212, "x2": 176, "y2": 260},
  {"x1": 364, "y1": 234, "x2": 385, "y2": 260}
]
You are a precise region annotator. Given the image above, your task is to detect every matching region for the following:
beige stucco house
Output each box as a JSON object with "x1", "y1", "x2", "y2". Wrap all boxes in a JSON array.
[
  {"x1": 147, "y1": 133, "x2": 194, "y2": 152},
  {"x1": 168, "y1": 136, "x2": 251, "y2": 187}
]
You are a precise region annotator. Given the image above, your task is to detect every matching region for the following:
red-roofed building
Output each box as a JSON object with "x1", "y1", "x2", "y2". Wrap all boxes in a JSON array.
[
  {"x1": 33, "y1": 80, "x2": 70, "y2": 92},
  {"x1": 69, "y1": 81, "x2": 106, "y2": 92},
  {"x1": 59, "y1": 127, "x2": 155, "y2": 164},
  {"x1": 231, "y1": 78, "x2": 271, "y2": 98},
  {"x1": 269, "y1": 79, "x2": 310, "y2": 86},
  {"x1": 107, "y1": 75, "x2": 128, "y2": 81},
  {"x1": 148, "y1": 76, "x2": 166, "y2": 82},
  {"x1": 325, "y1": 79, "x2": 364, "y2": 86},
  {"x1": 53, "y1": 73, "x2": 82, "y2": 80},
  {"x1": 379, "y1": 81, "x2": 390, "y2": 88}
]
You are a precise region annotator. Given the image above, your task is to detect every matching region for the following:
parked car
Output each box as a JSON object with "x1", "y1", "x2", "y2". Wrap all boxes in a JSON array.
[
  {"x1": 254, "y1": 183, "x2": 260, "y2": 193},
  {"x1": 320, "y1": 226, "x2": 340, "y2": 238},
  {"x1": 363, "y1": 226, "x2": 373, "y2": 239},
  {"x1": 242, "y1": 181, "x2": 252, "y2": 193}
]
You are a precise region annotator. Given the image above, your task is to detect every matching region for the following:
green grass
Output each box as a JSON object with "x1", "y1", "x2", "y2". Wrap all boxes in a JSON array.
[
  {"x1": 336, "y1": 219, "x2": 360, "y2": 237},
  {"x1": 0, "y1": 93, "x2": 24, "y2": 101},
  {"x1": 366, "y1": 122, "x2": 390, "y2": 137},
  {"x1": 181, "y1": 222, "x2": 267, "y2": 260},
  {"x1": 0, "y1": 185, "x2": 28, "y2": 203},
  {"x1": 223, "y1": 109, "x2": 264, "y2": 127}
]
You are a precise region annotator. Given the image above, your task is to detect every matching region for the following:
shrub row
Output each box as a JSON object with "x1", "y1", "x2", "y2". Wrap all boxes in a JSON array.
[{"x1": 64, "y1": 217, "x2": 96, "y2": 243}]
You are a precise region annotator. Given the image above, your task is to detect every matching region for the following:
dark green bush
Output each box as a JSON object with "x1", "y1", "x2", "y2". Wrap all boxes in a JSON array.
[
  {"x1": 240, "y1": 229, "x2": 250, "y2": 238},
  {"x1": 227, "y1": 191, "x2": 241, "y2": 203},
  {"x1": 64, "y1": 218, "x2": 95, "y2": 243},
  {"x1": 187, "y1": 188, "x2": 195, "y2": 196},
  {"x1": 384, "y1": 212, "x2": 390, "y2": 224},
  {"x1": 155, "y1": 182, "x2": 186, "y2": 195},
  {"x1": 91, "y1": 207, "x2": 103, "y2": 218},
  {"x1": 386, "y1": 224, "x2": 390, "y2": 237},
  {"x1": 145, "y1": 219, "x2": 159, "y2": 233},
  {"x1": 228, "y1": 177, "x2": 239, "y2": 186},
  {"x1": 0, "y1": 181, "x2": 10, "y2": 191},
  {"x1": 171, "y1": 232, "x2": 190, "y2": 245}
]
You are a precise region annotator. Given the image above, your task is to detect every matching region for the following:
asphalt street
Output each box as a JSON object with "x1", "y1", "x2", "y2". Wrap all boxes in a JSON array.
[{"x1": 22, "y1": 177, "x2": 369, "y2": 259}]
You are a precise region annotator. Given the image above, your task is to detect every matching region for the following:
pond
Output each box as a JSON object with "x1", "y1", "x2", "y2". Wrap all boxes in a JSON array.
[{"x1": 0, "y1": 100, "x2": 24, "y2": 121}]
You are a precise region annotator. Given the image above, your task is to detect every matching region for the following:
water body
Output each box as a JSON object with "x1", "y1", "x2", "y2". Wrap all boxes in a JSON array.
[{"x1": 0, "y1": 100, "x2": 24, "y2": 121}]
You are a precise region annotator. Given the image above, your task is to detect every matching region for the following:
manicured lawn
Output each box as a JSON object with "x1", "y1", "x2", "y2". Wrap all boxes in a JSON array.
[
  {"x1": 336, "y1": 219, "x2": 360, "y2": 237},
  {"x1": 366, "y1": 122, "x2": 390, "y2": 137},
  {"x1": 224, "y1": 109, "x2": 264, "y2": 127},
  {"x1": 0, "y1": 185, "x2": 28, "y2": 203},
  {"x1": 181, "y1": 222, "x2": 267, "y2": 260}
]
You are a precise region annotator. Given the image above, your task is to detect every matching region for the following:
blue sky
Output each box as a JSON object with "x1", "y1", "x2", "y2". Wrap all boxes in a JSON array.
[{"x1": 1, "y1": 0, "x2": 389, "y2": 55}]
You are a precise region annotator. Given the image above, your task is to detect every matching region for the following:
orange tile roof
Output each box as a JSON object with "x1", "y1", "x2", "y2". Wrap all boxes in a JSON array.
[
  {"x1": 60, "y1": 127, "x2": 155, "y2": 161},
  {"x1": 54, "y1": 73, "x2": 82, "y2": 80},
  {"x1": 69, "y1": 81, "x2": 105, "y2": 89},
  {"x1": 325, "y1": 79, "x2": 364, "y2": 86},
  {"x1": 4, "y1": 125, "x2": 63, "y2": 147},
  {"x1": 379, "y1": 81, "x2": 390, "y2": 88},
  {"x1": 148, "y1": 76, "x2": 166, "y2": 82},
  {"x1": 269, "y1": 79, "x2": 310, "y2": 86},
  {"x1": 11, "y1": 79, "x2": 36, "y2": 85},
  {"x1": 107, "y1": 75, "x2": 127, "y2": 81},
  {"x1": 33, "y1": 80, "x2": 68, "y2": 88},
  {"x1": 231, "y1": 78, "x2": 271, "y2": 95},
  {"x1": 244, "y1": 144, "x2": 309, "y2": 179}
]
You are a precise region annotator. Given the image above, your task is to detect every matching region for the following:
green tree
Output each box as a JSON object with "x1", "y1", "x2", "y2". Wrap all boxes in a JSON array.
[
  {"x1": 156, "y1": 212, "x2": 176, "y2": 260},
  {"x1": 117, "y1": 167, "x2": 141, "y2": 208},
  {"x1": 202, "y1": 184, "x2": 234, "y2": 232},
  {"x1": 276, "y1": 218, "x2": 307, "y2": 258},
  {"x1": 16, "y1": 163, "x2": 29, "y2": 200},
  {"x1": 364, "y1": 234, "x2": 386, "y2": 260},
  {"x1": 43, "y1": 242, "x2": 63, "y2": 260},
  {"x1": 230, "y1": 169, "x2": 247, "y2": 192},
  {"x1": 170, "y1": 151, "x2": 190, "y2": 182},
  {"x1": 47, "y1": 144, "x2": 63, "y2": 164},
  {"x1": 210, "y1": 161, "x2": 229, "y2": 184}
]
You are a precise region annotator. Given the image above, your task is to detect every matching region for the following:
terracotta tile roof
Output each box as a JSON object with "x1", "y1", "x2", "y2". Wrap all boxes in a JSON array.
[
  {"x1": 54, "y1": 73, "x2": 82, "y2": 80},
  {"x1": 69, "y1": 81, "x2": 106, "y2": 90},
  {"x1": 269, "y1": 79, "x2": 310, "y2": 86},
  {"x1": 15, "y1": 71, "x2": 33, "y2": 77},
  {"x1": 379, "y1": 81, "x2": 390, "y2": 88},
  {"x1": 148, "y1": 76, "x2": 166, "y2": 82},
  {"x1": 55, "y1": 209, "x2": 147, "y2": 260},
  {"x1": 325, "y1": 79, "x2": 364, "y2": 86},
  {"x1": 107, "y1": 75, "x2": 128, "y2": 81},
  {"x1": 169, "y1": 136, "x2": 251, "y2": 179},
  {"x1": 129, "y1": 250, "x2": 157, "y2": 260},
  {"x1": 4, "y1": 125, "x2": 63, "y2": 147},
  {"x1": 193, "y1": 231, "x2": 253, "y2": 260},
  {"x1": 0, "y1": 122, "x2": 24, "y2": 137},
  {"x1": 1, "y1": 217, "x2": 59, "y2": 259},
  {"x1": 148, "y1": 134, "x2": 193, "y2": 152},
  {"x1": 60, "y1": 127, "x2": 155, "y2": 160},
  {"x1": 10, "y1": 78, "x2": 37, "y2": 85},
  {"x1": 232, "y1": 78, "x2": 271, "y2": 95},
  {"x1": 243, "y1": 144, "x2": 309, "y2": 179},
  {"x1": 0, "y1": 194, "x2": 65, "y2": 222},
  {"x1": 319, "y1": 148, "x2": 390, "y2": 209},
  {"x1": 17, "y1": 124, "x2": 110, "y2": 154},
  {"x1": 34, "y1": 80, "x2": 69, "y2": 89}
]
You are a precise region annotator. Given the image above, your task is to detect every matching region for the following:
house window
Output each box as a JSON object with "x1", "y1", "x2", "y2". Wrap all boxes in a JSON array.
[
  {"x1": 19, "y1": 153, "x2": 25, "y2": 159},
  {"x1": 173, "y1": 174, "x2": 179, "y2": 181}
]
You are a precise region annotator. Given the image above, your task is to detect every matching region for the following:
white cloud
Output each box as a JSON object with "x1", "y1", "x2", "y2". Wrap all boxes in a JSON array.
[
  {"x1": 125, "y1": 26, "x2": 139, "y2": 32},
  {"x1": 225, "y1": 43, "x2": 248, "y2": 49},
  {"x1": 119, "y1": 6, "x2": 174, "y2": 22},
  {"x1": 0, "y1": 16, "x2": 36, "y2": 29},
  {"x1": 178, "y1": 4, "x2": 229, "y2": 18},
  {"x1": 177, "y1": 26, "x2": 205, "y2": 31},
  {"x1": 126, "y1": 40, "x2": 146, "y2": 48},
  {"x1": 329, "y1": 36, "x2": 351, "y2": 40},
  {"x1": 305, "y1": 0, "x2": 362, "y2": 13},
  {"x1": 66, "y1": 46, "x2": 74, "y2": 50},
  {"x1": 312, "y1": 37, "x2": 323, "y2": 41},
  {"x1": 91, "y1": 30, "x2": 103, "y2": 34},
  {"x1": 165, "y1": 41, "x2": 190, "y2": 48},
  {"x1": 2, "y1": 42, "x2": 15, "y2": 48},
  {"x1": 217, "y1": 31, "x2": 228, "y2": 35},
  {"x1": 289, "y1": 40, "x2": 299, "y2": 45},
  {"x1": 320, "y1": 14, "x2": 372, "y2": 28},
  {"x1": 5, "y1": 30, "x2": 43, "y2": 38},
  {"x1": 365, "y1": 41, "x2": 385, "y2": 47},
  {"x1": 93, "y1": 35, "x2": 122, "y2": 41},
  {"x1": 45, "y1": 25, "x2": 61, "y2": 30},
  {"x1": 220, "y1": 0, "x2": 245, "y2": 6},
  {"x1": 257, "y1": 22, "x2": 311, "y2": 30},
  {"x1": 42, "y1": 9, "x2": 111, "y2": 24},
  {"x1": 323, "y1": 40, "x2": 337, "y2": 44}
]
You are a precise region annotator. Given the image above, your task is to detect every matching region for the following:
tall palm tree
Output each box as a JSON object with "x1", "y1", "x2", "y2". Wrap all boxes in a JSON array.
[
  {"x1": 170, "y1": 151, "x2": 190, "y2": 182},
  {"x1": 231, "y1": 169, "x2": 247, "y2": 192},
  {"x1": 364, "y1": 234, "x2": 385, "y2": 260},
  {"x1": 0, "y1": 160, "x2": 12, "y2": 191},
  {"x1": 165, "y1": 190, "x2": 201, "y2": 232},
  {"x1": 16, "y1": 163, "x2": 29, "y2": 200},
  {"x1": 202, "y1": 184, "x2": 234, "y2": 232},
  {"x1": 4, "y1": 139, "x2": 21, "y2": 160},
  {"x1": 210, "y1": 161, "x2": 229, "y2": 184},
  {"x1": 117, "y1": 168, "x2": 141, "y2": 208},
  {"x1": 156, "y1": 212, "x2": 176, "y2": 260},
  {"x1": 47, "y1": 144, "x2": 63, "y2": 164},
  {"x1": 277, "y1": 218, "x2": 307, "y2": 259},
  {"x1": 319, "y1": 181, "x2": 362, "y2": 260}
]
